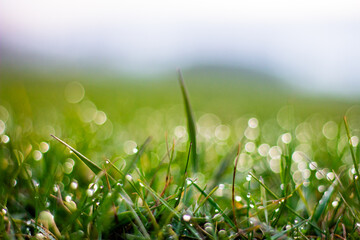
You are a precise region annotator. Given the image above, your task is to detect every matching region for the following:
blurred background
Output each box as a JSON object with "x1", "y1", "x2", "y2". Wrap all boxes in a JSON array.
[
  {"x1": 1, "y1": 0, "x2": 360, "y2": 94},
  {"x1": 1, "y1": 0, "x2": 360, "y2": 150}
]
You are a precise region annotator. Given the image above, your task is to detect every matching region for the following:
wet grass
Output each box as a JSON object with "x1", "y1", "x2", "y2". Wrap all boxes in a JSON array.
[{"x1": 1, "y1": 68, "x2": 360, "y2": 239}]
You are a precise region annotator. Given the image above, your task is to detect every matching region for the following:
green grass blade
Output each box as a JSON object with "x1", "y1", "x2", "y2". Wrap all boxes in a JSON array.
[
  {"x1": 51, "y1": 135, "x2": 102, "y2": 175},
  {"x1": 177, "y1": 69, "x2": 198, "y2": 172},
  {"x1": 270, "y1": 219, "x2": 307, "y2": 240},
  {"x1": 189, "y1": 179, "x2": 236, "y2": 229},
  {"x1": 311, "y1": 184, "x2": 335, "y2": 224},
  {"x1": 123, "y1": 136, "x2": 152, "y2": 177}
]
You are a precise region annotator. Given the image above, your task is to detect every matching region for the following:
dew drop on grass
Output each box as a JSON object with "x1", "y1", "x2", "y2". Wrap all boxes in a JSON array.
[
  {"x1": 105, "y1": 160, "x2": 109, "y2": 164},
  {"x1": 327, "y1": 172, "x2": 335, "y2": 181},
  {"x1": 275, "y1": 208, "x2": 279, "y2": 213},
  {"x1": 139, "y1": 182, "x2": 144, "y2": 187},
  {"x1": 246, "y1": 174, "x2": 252, "y2": 182},
  {"x1": 125, "y1": 174, "x2": 133, "y2": 182},
  {"x1": 96, "y1": 202, "x2": 100, "y2": 206},
  {"x1": 281, "y1": 133, "x2": 292, "y2": 144},
  {"x1": 248, "y1": 118, "x2": 258, "y2": 128},
  {"x1": 249, "y1": 204, "x2": 254, "y2": 208},
  {"x1": 39, "y1": 142, "x2": 49, "y2": 153},
  {"x1": 1, "y1": 135, "x2": 10, "y2": 143},
  {"x1": 186, "y1": 179, "x2": 192, "y2": 185},
  {"x1": 246, "y1": 193, "x2": 251, "y2": 198},
  {"x1": 245, "y1": 142, "x2": 256, "y2": 153},
  {"x1": 351, "y1": 136, "x2": 359, "y2": 147},
  {"x1": 53, "y1": 185, "x2": 59, "y2": 192},
  {"x1": 235, "y1": 196, "x2": 242, "y2": 202},
  {"x1": 11, "y1": 179, "x2": 17, "y2": 187},
  {"x1": 309, "y1": 161, "x2": 318, "y2": 170},
  {"x1": 86, "y1": 189, "x2": 94, "y2": 197},
  {"x1": 218, "y1": 184, "x2": 225, "y2": 190},
  {"x1": 332, "y1": 201, "x2": 339, "y2": 207},
  {"x1": 318, "y1": 185, "x2": 326, "y2": 193},
  {"x1": 33, "y1": 150, "x2": 42, "y2": 161},
  {"x1": 70, "y1": 181, "x2": 78, "y2": 190},
  {"x1": 258, "y1": 143, "x2": 270, "y2": 157},
  {"x1": 65, "y1": 195, "x2": 72, "y2": 202},
  {"x1": 182, "y1": 214, "x2": 191, "y2": 222},
  {"x1": 2, "y1": 208, "x2": 7, "y2": 215}
]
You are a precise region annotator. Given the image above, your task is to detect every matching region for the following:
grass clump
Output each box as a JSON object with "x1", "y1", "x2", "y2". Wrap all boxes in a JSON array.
[{"x1": 1, "y1": 69, "x2": 360, "y2": 239}]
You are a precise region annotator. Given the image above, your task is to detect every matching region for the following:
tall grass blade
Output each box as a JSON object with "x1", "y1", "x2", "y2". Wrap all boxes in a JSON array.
[
  {"x1": 51, "y1": 135, "x2": 102, "y2": 175},
  {"x1": 177, "y1": 69, "x2": 198, "y2": 172}
]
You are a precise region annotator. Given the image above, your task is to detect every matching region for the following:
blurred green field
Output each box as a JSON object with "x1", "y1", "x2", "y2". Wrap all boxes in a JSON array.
[{"x1": 1, "y1": 66, "x2": 360, "y2": 239}]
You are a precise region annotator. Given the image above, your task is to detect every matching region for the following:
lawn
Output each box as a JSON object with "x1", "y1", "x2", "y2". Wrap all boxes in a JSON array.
[{"x1": 1, "y1": 66, "x2": 360, "y2": 239}]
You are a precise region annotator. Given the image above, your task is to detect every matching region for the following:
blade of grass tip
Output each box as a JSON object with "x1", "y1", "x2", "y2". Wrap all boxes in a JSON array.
[
  {"x1": 51, "y1": 135, "x2": 102, "y2": 175},
  {"x1": 174, "y1": 142, "x2": 192, "y2": 208},
  {"x1": 123, "y1": 136, "x2": 152, "y2": 179},
  {"x1": 232, "y1": 143, "x2": 241, "y2": 229},
  {"x1": 178, "y1": 69, "x2": 198, "y2": 172}
]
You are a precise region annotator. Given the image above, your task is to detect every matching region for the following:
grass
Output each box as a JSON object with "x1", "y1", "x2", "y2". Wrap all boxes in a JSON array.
[{"x1": 1, "y1": 67, "x2": 360, "y2": 239}]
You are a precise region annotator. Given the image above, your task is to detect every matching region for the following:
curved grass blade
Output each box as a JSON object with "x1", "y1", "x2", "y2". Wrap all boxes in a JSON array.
[
  {"x1": 51, "y1": 135, "x2": 102, "y2": 175},
  {"x1": 178, "y1": 69, "x2": 198, "y2": 172}
]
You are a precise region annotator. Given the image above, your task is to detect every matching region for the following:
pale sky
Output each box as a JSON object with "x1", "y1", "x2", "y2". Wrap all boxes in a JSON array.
[{"x1": 1, "y1": 0, "x2": 360, "y2": 94}]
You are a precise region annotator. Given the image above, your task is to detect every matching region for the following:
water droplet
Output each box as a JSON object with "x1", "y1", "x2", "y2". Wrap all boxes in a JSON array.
[
  {"x1": 70, "y1": 181, "x2": 78, "y2": 190},
  {"x1": 235, "y1": 196, "x2": 242, "y2": 202},
  {"x1": 249, "y1": 204, "x2": 254, "y2": 208},
  {"x1": 11, "y1": 179, "x2": 17, "y2": 187},
  {"x1": 125, "y1": 174, "x2": 133, "y2": 182},
  {"x1": 246, "y1": 174, "x2": 252, "y2": 182},
  {"x1": 218, "y1": 184, "x2": 225, "y2": 190},
  {"x1": 33, "y1": 150, "x2": 43, "y2": 161},
  {"x1": 248, "y1": 118, "x2": 258, "y2": 128},
  {"x1": 1, "y1": 208, "x2": 7, "y2": 215},
  {"x1": 139, "y1": 182, "x2": 144, "y2": 187},
  {"x1": 215, "y1": 209, "x2": 219, "y2": 213},
  {"x1": 105, "y1": 160, "x2": 109, "y2": 164},
  {"x1": 281, "y1": 133, "x2": 292, "y2": 144},
  {"x1": 1, "y1": 135, "x2": 10, "y2": 143},
  {"x1": 186, "y1": 179, "x2": 192, "y2": 185},
  {"x1": 275, "y1": 208, "x2": 279, "y2": 213},
  {"x1": 182, "y1": 214, "x2": 191, "y2": 222},
  {"x1": 86, "y1": 189, "x2": 94, "y2": 197},
  {"x1": 53, "y1": 185, "x2": 59, "y2": 192},
  {"x1": 65, "y1": 195, "x2": 72, "y2": 203},
  {"x1": 96, "y1": 202, "x2": 100, "y2": 206},
  {"x1": 332, "y1": 201, "x2": 339, "y2": 207},
  {"x1": 246, "y1": 193, "x2": 251, "y2": 198},
  {"x1": 39, "y1": 142, "x2": 50, "y2": 153}
]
